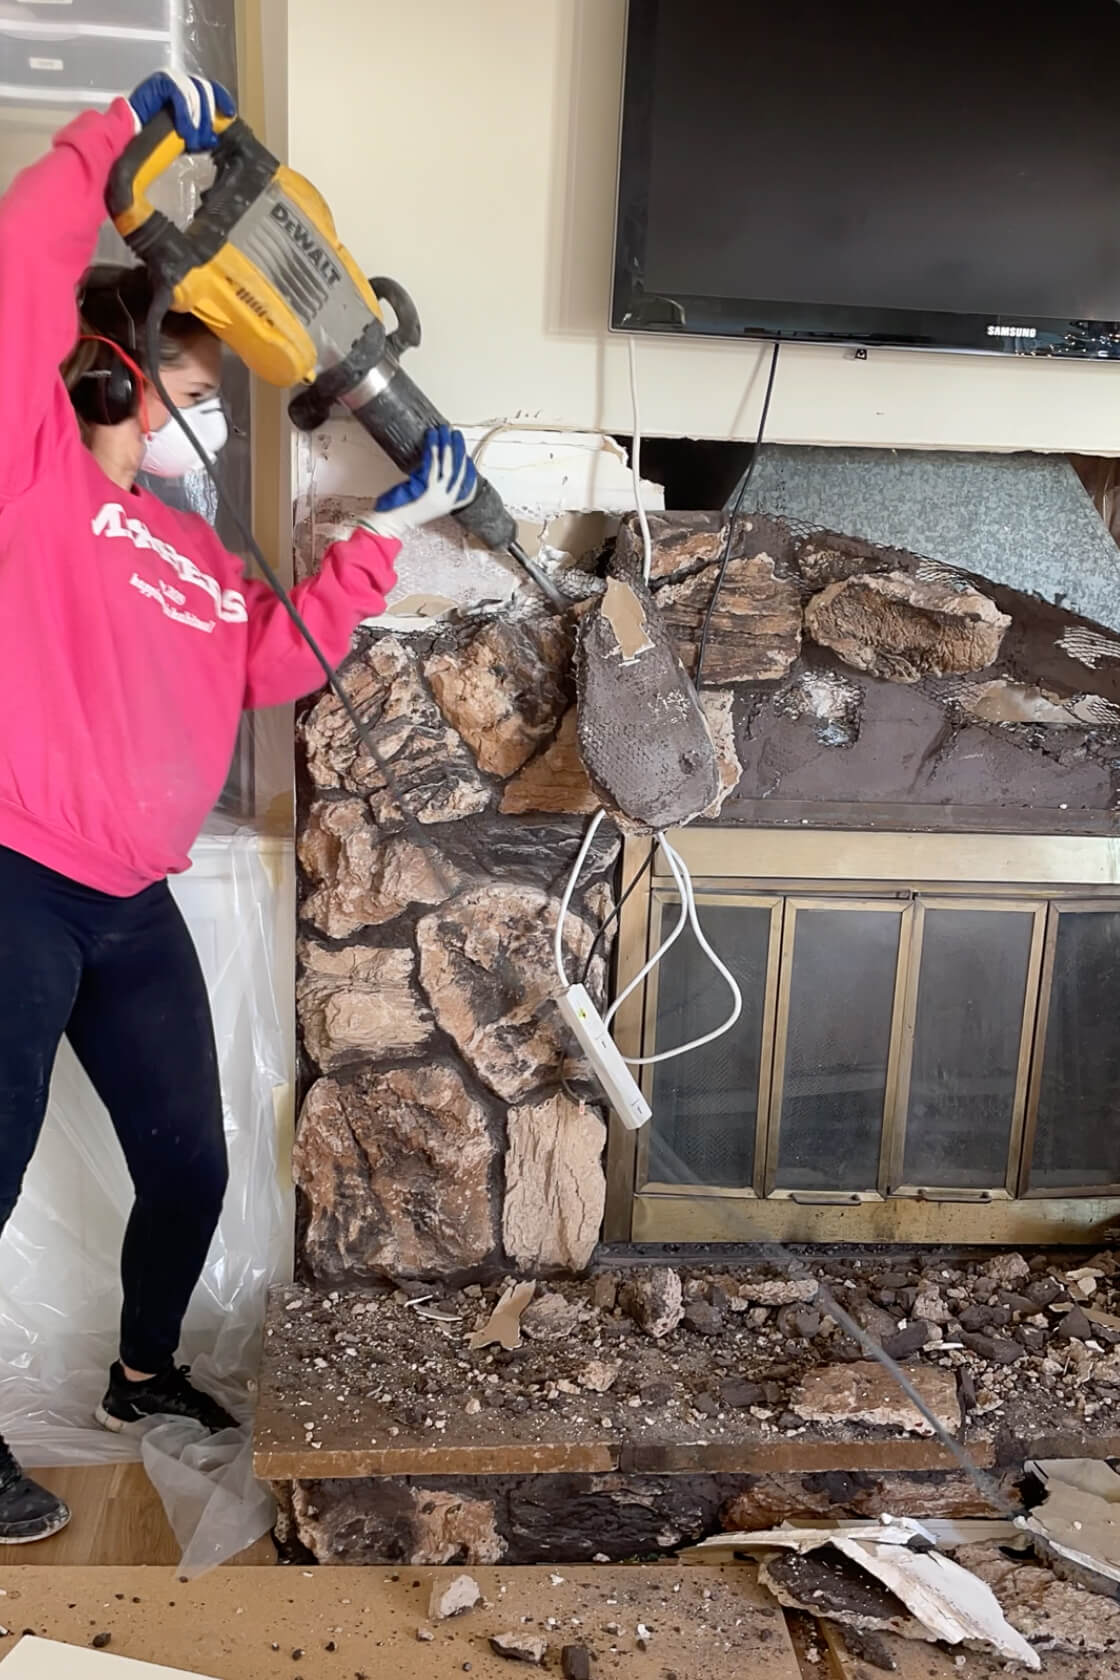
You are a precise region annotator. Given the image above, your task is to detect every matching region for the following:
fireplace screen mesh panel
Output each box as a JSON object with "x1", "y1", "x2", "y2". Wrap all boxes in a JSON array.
[
  {"x1": 903, "y1": 906, "x2": 1036, "y2": 1190},
  {"x1": 1030, "y1": 908, "x2": 1120, "y2": 1191},
  {"x1": 648, "y1": 900, "x2": 775, "y2": 1189},
  {"x1": 610, "y1": 831, "x2": 1120, "y2": 1244},
  {"x1": 773, "y1": 905, "x2": 903, "y2": 1193}
]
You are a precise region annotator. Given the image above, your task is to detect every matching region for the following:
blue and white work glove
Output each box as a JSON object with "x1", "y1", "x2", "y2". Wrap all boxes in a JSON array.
[
  {"x1": 129, "y1": 72, "x2": 235, "y2": 150},
  {"x1": 358, "y1": 425, "x2": 478, "y2": 540}
]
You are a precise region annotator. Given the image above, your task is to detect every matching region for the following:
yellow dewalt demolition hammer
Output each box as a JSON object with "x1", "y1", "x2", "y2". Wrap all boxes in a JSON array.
[{"x1": 106, "y1": 109, "x2": 563, "y2": 607}]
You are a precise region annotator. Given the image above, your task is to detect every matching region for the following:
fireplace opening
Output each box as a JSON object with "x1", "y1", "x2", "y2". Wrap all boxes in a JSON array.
[{"x1": 605, "y1": 828, "x2": 1120, "y2": 1246}]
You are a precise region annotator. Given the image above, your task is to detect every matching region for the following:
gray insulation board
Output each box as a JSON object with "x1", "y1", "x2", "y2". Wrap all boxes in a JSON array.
[{"x1": 740, "y1": 446, "x2": 1120, "y2": 634}]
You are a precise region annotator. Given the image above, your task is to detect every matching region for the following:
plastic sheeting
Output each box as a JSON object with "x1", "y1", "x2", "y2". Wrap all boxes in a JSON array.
[{"x1": 0, "y1": 834, "x2": 295, "y2": 1571}]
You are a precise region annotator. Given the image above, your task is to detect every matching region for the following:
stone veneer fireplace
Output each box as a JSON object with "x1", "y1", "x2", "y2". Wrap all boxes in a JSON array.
[{"x1": 292, "y1": 481, "x2": 1120, "y2": 1283}]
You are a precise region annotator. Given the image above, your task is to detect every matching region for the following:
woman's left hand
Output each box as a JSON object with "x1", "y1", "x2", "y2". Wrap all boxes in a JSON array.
[
  {"x1": 357, "y1": 426, "x2": 479, "y2": 540},
  {"x1": 128, "y1": 72, "x2": 235, "y2": 151}
]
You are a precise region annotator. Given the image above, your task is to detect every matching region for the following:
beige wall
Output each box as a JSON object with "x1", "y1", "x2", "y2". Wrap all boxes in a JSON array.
[{"x1": 288, "y1": 0, "x2": 1120, "y2": 454}]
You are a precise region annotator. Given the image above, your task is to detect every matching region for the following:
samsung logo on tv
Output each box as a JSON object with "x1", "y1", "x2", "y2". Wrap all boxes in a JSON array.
[{"x1": 987, "y1": 324, "x2": 1037, "y2": 338}]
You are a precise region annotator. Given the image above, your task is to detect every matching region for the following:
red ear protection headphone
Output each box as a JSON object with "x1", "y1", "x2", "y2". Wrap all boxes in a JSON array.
[{"x1": 71, "y1": 334, "x2": 152, "y2": 436}]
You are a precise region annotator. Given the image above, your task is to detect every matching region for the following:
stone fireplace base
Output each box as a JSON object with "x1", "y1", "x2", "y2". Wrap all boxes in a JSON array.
[{"x1": 256, "y1": 1248, "x2": 1120, "y2": 1565}]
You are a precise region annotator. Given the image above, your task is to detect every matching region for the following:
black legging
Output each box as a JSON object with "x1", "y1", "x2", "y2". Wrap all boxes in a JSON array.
[{"x1": 0, "y1": 845, "x2": 228, "y2": 1374}]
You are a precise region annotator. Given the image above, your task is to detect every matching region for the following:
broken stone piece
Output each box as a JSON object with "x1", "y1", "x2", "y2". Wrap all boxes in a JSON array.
[
  {"x1": 791, "y1": 1361, "x2": 959, "y2": 1436},
  {"x1": 429, "y1": 1574, "x2": 482, "y2": 1620},
  {"x1": 683, "y1": 1300, "x2": 723, "y2": 1336},
  {"x1": 522, "y1": 1291, "x2": 582, "y2": 1343},
  {"x1": 960, "y1": 1331, "x2": 1024, "y2": 1366},
  {"x1": 502, "y1": 1094, "x2": 607, "y2": 1273},
  {"x1": 912, "y1": 1289, "x2": 950, "y2": 1326},
  {"x1": 737, "y1": 1277, "x2": 818, "y2": 1307},
  {"x1": 985, "y1": 1252, "x2": 1030, "y2": 1285},
  {"x1": 490, "y1": 1633, "x2": 548, "y2": 1665},
  {"x1": 561, "y1": 1645, "x2": 592, "y2": 1680},
  {"x1": 619, "y1": 1268, "x2": 684, "y2": 1339},
  {"x1": 576, "y1": 1358, "x2": 621, "y2": 1394},
  {"x1": 881, "y1": 1322, "x2": 931, "y2": 1361},
  {"x1": 776, "y1": 1303, "x2": 822, "y2": 1341},
  {"x1": 957, "y1": 1544, "x2": 1120, "y2": 1656},
  {"x1": 720, "y1": 1379, "x2": 767, "y2": 1409},
  {"x1": 1055, "y1": 1307, "x2": 1094, "y2": 1343},
  {"x1": 591, "y1": 1276, "x2": 618, "y2": 1312},
  {"x1": 416, "y1": 1626, "x2": 435, "y2": 1643},
  {"x1": 804, "y1": 570, "x2": 1010, "y2": 683}
]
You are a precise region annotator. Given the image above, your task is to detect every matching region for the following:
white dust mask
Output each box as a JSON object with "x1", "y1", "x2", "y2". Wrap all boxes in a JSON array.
[{"x1": 141, "y1": 396, "x2": 228, "y2": 479}]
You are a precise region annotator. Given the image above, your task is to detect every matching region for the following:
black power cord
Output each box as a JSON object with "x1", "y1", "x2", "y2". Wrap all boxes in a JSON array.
[
  {"x1": 693, "y1": 340, "x2": 781, "y2": 689},
  {"x1": 144, "y1": 288, "x2": 456, "y2": 896}
]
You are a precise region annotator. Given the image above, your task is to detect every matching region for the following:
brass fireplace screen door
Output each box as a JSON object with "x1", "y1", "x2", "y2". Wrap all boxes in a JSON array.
[{"x1": 605, "y1": 830, "x2": 1120, "y2": 1246}]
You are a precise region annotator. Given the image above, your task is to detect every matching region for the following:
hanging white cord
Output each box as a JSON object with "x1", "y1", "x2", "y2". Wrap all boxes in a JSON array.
[
  {"x1": 554, "y1": 808, "x2": 607, "y2": 988},
  {"x1": 627, "y1": 335, "x2": 654, "y2": 582},
  {"x1": 612, "y1": 836, "x2": 743, "y2": 1066},
  {"x1": 604, "y1": 835, "x2": 690, "y2": 1029}
]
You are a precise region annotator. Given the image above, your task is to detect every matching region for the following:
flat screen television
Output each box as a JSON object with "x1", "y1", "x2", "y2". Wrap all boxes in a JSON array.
[{"x1": 612, "y1": 0, "x2": 1120, "y2": 359}]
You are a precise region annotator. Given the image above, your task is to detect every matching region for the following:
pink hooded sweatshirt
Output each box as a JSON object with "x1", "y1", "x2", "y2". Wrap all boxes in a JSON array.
[{"x1": 0, "y1": 100, "x2": 400, "y2": 896}]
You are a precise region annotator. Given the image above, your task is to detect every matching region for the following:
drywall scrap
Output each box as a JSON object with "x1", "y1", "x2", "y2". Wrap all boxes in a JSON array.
[
  {"x1": 294, "y1": 423, "x2": 663, "y2": 626},
  {"x1": 0, "y1": 1638, "x2": 217, "y2": 1679},
  {"x1": 695, "y1": 1519, "x2": 1040, "y2": 1669},
  {"x1": 1024, "y1": 1457, "x2": 1120, "y2": 1595}
]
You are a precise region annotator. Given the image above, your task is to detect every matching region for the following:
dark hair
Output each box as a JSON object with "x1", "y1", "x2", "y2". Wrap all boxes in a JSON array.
[{"x1": 61, "y1": 262, "x2": 215, "y2": 404}]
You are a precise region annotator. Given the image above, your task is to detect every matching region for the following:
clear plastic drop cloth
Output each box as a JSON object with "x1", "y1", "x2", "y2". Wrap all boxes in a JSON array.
[{"x1": 0, "y1": 832, "x2": 295, "y2": 1574}]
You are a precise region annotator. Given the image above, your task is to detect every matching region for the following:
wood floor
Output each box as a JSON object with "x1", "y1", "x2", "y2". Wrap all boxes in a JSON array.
[{"x1": 17, "y1": 1466, "x2": 275, "y2": 1567}]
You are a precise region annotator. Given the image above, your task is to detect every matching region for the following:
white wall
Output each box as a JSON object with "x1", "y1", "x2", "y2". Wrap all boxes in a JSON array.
[{"x1": 287, "y1": 0, "x2": 1120, "y2": 456}]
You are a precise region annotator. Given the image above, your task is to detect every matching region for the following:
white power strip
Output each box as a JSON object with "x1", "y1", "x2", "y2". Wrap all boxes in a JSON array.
[{"x1": 557, "y1": 983, "x2": 651, "y2": 1129}]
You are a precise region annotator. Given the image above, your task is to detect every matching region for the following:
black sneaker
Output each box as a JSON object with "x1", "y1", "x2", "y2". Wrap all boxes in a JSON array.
[
  {"x1": 95, "y1": 1362, "x2": 239, "y2": 1435},
  {"x1": 0, "y1": 1436, "x2": 70, "y2": 1544}
]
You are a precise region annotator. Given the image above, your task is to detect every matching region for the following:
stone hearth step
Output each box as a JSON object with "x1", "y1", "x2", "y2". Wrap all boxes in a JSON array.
[{"x1": 252, "y1": 1283, "x2": 1120, "y2": 1482}]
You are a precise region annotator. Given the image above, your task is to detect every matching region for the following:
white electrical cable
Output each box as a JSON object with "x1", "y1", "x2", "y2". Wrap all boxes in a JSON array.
[
  {"x1": 554, "y1": 808, "x2": 607, "y2": 988},
  {"x1": 612, "y1": 836, "x2": 743, "y2": 1066},
  {"x1": 603, "y1": 837, "x2": 690, "y2": 1029},
  {"x1": 627, "y1": 334, "x2": 654, "y2": 582}
]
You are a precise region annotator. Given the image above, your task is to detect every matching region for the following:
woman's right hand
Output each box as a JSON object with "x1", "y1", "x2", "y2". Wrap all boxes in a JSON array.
[{"x1": 128, "y1": 72, "x2": 235, "y2": 151}]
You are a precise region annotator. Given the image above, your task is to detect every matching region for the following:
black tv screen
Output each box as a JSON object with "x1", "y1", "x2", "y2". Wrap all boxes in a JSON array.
[{"x1": 612, "y1": 0, "x2": 1120, "y2": 358}]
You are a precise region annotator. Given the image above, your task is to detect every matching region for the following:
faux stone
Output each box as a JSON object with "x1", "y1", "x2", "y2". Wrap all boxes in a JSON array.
[
  {"x1": 300, "y1": 800, "x2": 458, "y2": 938},
  {"x1": 425, "y1": 617, "x2": 574, "y2": 777},
  {"x1": 656, "y1": 551, "x2": 802, "y2": 684},
  {"x1": 300, "y1": 636, "x2": 490, "y2": 823},
  {"x1": 293, "y1": 1063, "x2": 495, "y2": 1281},
  {"x1": 503, "y1": 1094, "x2": 607, "y2": 1272},
  {"x1": 790, "y1": 1362, "x2": 959, "y2": 1436},
  {"x1": 737, "y1": 1278, "x2": 818, "y2": 1308},
  {"x1": 521, "y1": 1291, "x2": 582, "y2": 1343},
  {"x1": 416, "y1": 883, "x2": 599, "y2": 1102},
  {"x1": 619, "y1": 1268, "x2": 684, "y2": 1339},
  {"x1": 498, "y1": 710, "x2": 598, "y2": 817},
  {"x1": 805, "y1": 570, "x2": 1010, "y2": 683},
  {"x1": 290, "y1": 1481, "x2": 505, "y2": 1567},
  {"x1": 298, "y1": 940, "x2": 432, "y2": 1071}
]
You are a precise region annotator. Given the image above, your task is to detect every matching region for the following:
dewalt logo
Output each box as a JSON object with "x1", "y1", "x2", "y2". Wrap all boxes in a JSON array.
[{"x1": 268, "y1": 203, "x2": 342, "y2": 288}]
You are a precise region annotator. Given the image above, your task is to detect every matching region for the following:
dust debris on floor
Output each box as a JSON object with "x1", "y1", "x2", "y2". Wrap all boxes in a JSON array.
[{"x1": 257, "y1": 1252, "x2": 1120, "y2": 1464}]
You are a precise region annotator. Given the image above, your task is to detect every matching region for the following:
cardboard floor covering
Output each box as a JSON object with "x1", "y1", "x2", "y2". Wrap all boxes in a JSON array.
[{"x1": 0, "y1": 1564, "x2": 799, "y2": 1680}]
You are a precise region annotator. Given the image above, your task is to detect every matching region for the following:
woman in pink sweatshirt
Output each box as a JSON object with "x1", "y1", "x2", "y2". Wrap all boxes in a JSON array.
[{"x1": 0, "y1": 72, "x2": 478, "y2": 1543}]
